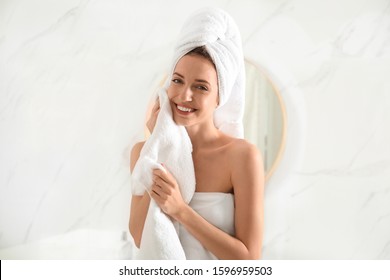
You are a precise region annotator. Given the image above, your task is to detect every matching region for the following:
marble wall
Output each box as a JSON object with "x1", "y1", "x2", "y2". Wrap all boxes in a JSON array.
[{"x1": 0, "y1": 0, "x2": 389, "y2": 259}]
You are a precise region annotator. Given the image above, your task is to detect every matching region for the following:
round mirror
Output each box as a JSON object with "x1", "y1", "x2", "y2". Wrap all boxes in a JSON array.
[
  {"x1": 145, "y1": 60, "x2": 287, "y2": 181},
  {"x1": 244, "y1": 60, "x2": 286, "y2": 181}
]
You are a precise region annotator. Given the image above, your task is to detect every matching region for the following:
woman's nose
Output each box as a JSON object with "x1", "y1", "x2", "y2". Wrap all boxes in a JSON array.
[{"x1": 179, "y1": 86, "x2": 193, "y2": 102}]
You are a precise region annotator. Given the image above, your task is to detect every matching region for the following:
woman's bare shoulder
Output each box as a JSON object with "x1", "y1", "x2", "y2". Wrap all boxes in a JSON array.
[
  {"x1": 228, "y1": 138, "x2": 264, "y2": 194},
  {"x1": 130, "y1": 141, "x2": 145, "y2": 173},
  {"x1": 227, "y1": 138, "x2": 263, "y2": 169},
  {"x1": 229, "y1": 138, "x2": 261, "y2": 156}
]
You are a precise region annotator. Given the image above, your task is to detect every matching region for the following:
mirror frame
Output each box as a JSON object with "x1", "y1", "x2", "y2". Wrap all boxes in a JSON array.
[{"x1": 244, "y1": 59, "x2": 288, "y2": 182}]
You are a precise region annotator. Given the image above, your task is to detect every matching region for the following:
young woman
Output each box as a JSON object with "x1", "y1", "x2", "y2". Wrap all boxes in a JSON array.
[{"x1": 129, "y1": 46, "x2": 265, "y2": 260}]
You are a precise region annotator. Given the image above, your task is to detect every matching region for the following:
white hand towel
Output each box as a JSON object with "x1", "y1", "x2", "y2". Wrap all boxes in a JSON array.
[
  {"x1": 131, "y1": 89, "x2": 195, "y2": 259},
  {"x1": 131, "y1": 7, "x2": 245, "y2": 259}
]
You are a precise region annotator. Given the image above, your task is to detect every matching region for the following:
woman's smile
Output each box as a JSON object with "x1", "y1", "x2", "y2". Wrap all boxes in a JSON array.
[{"x1": 174, "y1": 103, "x2": 197, "y2": 116}]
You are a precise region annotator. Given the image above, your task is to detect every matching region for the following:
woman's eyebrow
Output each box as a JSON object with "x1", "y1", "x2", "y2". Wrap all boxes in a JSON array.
[
  {"x1": 173, "y1": 72, "x2": 184, "y2": 78},
  {"x1": 195, "y1": 79, "x2": 210, "y2": 86}
]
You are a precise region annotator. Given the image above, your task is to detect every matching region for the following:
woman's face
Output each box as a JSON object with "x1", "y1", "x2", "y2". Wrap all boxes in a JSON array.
[{"x1": 167, "y1": 54, "x2": 219, "y2": 127}]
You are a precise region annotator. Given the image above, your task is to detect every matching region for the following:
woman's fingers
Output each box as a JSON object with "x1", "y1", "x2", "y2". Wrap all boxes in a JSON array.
[
  {"x1": 153, "y1": 97, "x2": 160, "y2": 112},
  {"x1": 150, "y1": 187, "x2": 164, "y2": 204},
  {"x1": 153, "y1": 168, "x2": 175, "y2": 186},
  {"x1": 151, "y1": 99, "x2": 160, "y2": 119},
  {"x1": 151, "y1": 168, "x2": 174, "y2": 203},
  {"x1": 150, "y1": 166, "x2": 185, "y2": 217},
  {"x1": 153, "y1": 175, "x2": 172, "y2": 195},
  {"x1": 151, "y1": 183, "x2": 167, "y2": 199},
  {"x1": 146, "y1": 98, "x2": 160, "y2": 133}
]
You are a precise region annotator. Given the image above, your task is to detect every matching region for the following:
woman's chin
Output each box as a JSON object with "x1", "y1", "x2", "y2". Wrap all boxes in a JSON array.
[{"x1": 173, "y1": 118, "x2": 191, "y2": 126}]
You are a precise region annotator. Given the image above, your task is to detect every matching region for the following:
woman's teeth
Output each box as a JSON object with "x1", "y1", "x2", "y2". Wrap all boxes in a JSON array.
[{"x1": 177, "y1": 105, "x2": 194, "y2": 112}]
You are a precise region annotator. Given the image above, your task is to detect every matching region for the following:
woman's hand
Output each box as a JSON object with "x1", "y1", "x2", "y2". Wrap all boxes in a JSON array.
[
  {"x1": 150, "y1": 166, "x2": 187, "y2": 219},
  {"x1": 146, "y1": 98, "x2": 160, "y2": 134}
]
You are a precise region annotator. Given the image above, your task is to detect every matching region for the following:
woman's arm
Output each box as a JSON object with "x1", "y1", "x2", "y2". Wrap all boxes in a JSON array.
[
  {"x1": 230, "y1": 142, "x2": 264, "y2": 259},
  {"x1": 151, "y1": 141, "x2": 264, "y2": 259},
  {"x1": 129, "y1": 98, "x2": 160, "y2": 248},
  {"x1": 128, "y1": 141, "x2": 150, "y2": 248}
]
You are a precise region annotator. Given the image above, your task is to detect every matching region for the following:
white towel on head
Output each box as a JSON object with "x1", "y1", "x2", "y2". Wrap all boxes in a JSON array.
[
  {"x1": 131, "y1": 7, "x2": 245, "y2": 259},
  {"x1": 166, "y1": 6, "x2": 246, "y2": 138}
]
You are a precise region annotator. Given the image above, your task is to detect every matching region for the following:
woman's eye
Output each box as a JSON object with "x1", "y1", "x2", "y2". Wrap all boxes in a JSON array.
[
  {"x1": 172, "y1": 79, "x2": 182, "y2": 84},
  {"x1": 196, "y1": 85, "x2": 208, "y2": 91}
]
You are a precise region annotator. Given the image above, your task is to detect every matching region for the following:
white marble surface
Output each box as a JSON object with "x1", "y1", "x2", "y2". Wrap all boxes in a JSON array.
[
  {"x1": 0, "y1": 228, "x2": 133, "y2": 259},
  {"x1": 0, "y1": 0, "x2": 389, "y2": 259}
]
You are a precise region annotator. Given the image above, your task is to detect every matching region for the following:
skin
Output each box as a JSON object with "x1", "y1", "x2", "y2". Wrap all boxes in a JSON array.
[{"x1": 129, "y1": 54, "x2": 264, "y2": 259}]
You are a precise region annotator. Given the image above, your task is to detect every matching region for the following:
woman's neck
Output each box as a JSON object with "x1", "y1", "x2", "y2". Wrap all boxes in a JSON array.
[{"x1": 185, "y1": 122, "x2": 221, "y2": 151}]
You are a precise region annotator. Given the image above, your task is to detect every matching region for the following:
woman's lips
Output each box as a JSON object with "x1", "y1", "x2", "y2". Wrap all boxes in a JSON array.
[{"x1": 175, "y1": 103, "x2": 196, "y2": 115}]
